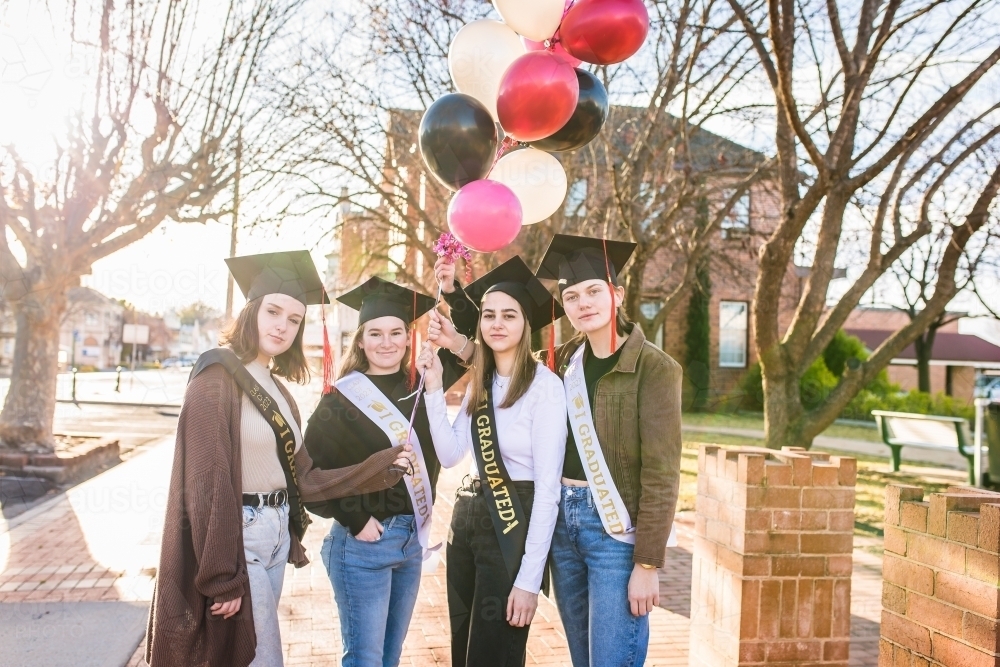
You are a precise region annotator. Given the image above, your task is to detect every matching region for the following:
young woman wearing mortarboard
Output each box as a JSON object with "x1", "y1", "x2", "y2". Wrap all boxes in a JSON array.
[
  {"x1": 536, "y1": 235, "x2": 683, "y2": 667},
  {"x1": 416, "y1": 257, "x2": 568, "y2": 667},
  {"x1": 146, "y1": 251, "x2": 416, "y2": 667},
  {"x1": 300, "y1": 271, "x2": 477, "y2": 667}
]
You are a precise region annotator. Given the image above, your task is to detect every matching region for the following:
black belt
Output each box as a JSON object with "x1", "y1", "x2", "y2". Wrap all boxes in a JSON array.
[
  {"x1": 456, "y1": 476, "x2": 534, "y2": 497},
  {"x1": 243, "y1": 489, "x2": 288, "y2": 509}
]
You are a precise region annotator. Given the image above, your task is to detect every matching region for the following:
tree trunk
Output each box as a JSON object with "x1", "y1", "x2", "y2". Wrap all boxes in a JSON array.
[
  {"x1": 0, "y1": 289, "x2": 67, "y2": 452},
  {"x1": 913, "y1": 328, "x2": 936, "y2": 394},
  {"x1": 763, "y1": 369, "x2": 808, "y2": 449}
]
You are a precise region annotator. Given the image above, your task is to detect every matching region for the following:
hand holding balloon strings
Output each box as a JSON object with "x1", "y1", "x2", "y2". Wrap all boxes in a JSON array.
[{"x1": 404, "y1": 233, "x2": 473, "y2": 445}]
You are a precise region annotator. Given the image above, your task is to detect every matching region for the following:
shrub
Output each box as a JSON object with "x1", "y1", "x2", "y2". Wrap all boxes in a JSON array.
[
  {"x1": 842, "y1": 388, "x2": 974, "y2": 423},
  {"x1": 731, "y1": 329, "x2": 899, "y2": 413}
]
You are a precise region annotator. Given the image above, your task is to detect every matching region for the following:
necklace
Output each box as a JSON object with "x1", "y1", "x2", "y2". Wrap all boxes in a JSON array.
[{"x1": 494, "y1": 373, "x2": 510, "y2": 389}]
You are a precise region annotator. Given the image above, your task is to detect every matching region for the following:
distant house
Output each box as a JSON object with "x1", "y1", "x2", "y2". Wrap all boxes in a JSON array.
[
  {"x1": 845, "y1": 308, "x2": 1000, "y2": 403},
  {"x1": 60, "y1": 287, "x2": 125, "y2": 370}
]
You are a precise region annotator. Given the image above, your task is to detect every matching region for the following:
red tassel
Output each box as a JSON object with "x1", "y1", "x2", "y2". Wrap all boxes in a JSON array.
[
  {"x1": 603, "y1": 239, "x2": 617, "y2": 356},
  {"x1": 321, "y1": 299, "x2": 335, "y2": 395},
  {"x1": 548, "y1": 300, "x2": 556, "y2": 372},
  {"x1": 409, "y1": 291, "x2": 418, "y2": 390}
]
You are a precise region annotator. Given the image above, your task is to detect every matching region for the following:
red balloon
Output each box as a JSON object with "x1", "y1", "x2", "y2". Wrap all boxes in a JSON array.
[
  {"x1": 560, "y1": 0, "x2": 650, "y2": 66},
  {"x1": 497, "y1": 52, "x2": 579, "y2": 143},
  {"x1": 521, "y1": 35, "x2": 582, "y2": 68},
  {"x1": 447, "y1": 180, "x2": 523, "y2": 252}
]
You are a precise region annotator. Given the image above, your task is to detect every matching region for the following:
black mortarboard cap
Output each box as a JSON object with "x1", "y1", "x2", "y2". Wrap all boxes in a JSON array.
[
  {"x1": 225, "y1": 250, "x2": 329, "y2": 306},
  {"x1": 337, "y1": 277, "x2": 437, "y2": 326},
  {"x1": 465, "y1": 257, "x2": 564, "y2": 332},
  {"x1": 535, "y1": 234, "x2": 637, "y2": 293}
]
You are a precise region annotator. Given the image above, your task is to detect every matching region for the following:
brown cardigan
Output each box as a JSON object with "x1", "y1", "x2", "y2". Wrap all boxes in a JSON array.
[{"x1": 145, "y1": 363, "x2": 405, "y2": 667}]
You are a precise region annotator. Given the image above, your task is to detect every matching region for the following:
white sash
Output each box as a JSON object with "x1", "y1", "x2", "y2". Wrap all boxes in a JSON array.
[
  {"x1": 564, "y1": 345, "x2": 678, "y2": 548},
  {"x1": 335, "y1": 371, "x2": 438, "y2": 553}
]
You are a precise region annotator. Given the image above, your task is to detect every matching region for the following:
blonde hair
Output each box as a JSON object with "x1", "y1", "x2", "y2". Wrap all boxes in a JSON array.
[
  {"x1": 466, "y1": 299, "x2": 537, "y2": 415},
  {"x1": 337, "y1": 320, "x2": 411, "y2": 380}
]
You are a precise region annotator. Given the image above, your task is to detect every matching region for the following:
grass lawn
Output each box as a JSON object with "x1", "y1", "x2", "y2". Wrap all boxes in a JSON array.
[
  {"x1": 677, "y1": 432, "x2": 963, "y2": 542},
  {"x1": 681, "y1": 410, "x2": 884, "y2": 444}
]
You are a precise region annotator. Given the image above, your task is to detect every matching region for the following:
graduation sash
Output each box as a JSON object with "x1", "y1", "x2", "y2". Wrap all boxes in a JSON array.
[
  {"x1": 190, "y1": 348, "x2": 311, "y2": 541},
  {"x1": 564, "y1": 345, "x2": 677, "y2": 547},
  {"x1": 471, "y1": 383, "x2": 530, "y2": 584},
  {"x1": 335, "y1": 371, "x2": 437, "y2": 552}
]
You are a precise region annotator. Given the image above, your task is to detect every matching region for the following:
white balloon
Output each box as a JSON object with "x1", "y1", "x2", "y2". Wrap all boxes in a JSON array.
[
  {"x1": 449, "y1": 20, "x2": 525, "y2": 120},
  {"x1": 489, "y1": 148, "x2": 568, "y2": 225},
  {"x1": 493, "y1": 0, "x2": 565, "y2": 42}
]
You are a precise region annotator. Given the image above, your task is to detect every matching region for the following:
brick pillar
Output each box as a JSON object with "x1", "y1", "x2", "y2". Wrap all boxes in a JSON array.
[
  {"x1": 689, "y1": 445, "x2": 857, "y2": 667},
  {"x1": 880, "y1": 485, "x2": 1000, "y2": 666}
]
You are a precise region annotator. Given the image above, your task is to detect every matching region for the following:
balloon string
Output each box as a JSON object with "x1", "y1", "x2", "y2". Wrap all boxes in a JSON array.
[{"x1": 487, "y1": 136, "x2": 517, "y2": 178}]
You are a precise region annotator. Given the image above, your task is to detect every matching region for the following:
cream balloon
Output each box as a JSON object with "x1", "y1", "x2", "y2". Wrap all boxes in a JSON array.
[
  {"x1": 493, "y1": 0, "x2": 566, "y2": 42},
  {"x1": 488, "y1": 148, "x2": 568, "y2": 224},
  {"x1": 449, "y1": 20, "x2": 525, "y2": 120}
]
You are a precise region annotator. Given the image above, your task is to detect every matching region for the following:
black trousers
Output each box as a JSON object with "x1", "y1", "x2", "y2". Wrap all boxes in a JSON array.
[{"x1": 447, "y1": 480, "x2": 536, "y2": 667}]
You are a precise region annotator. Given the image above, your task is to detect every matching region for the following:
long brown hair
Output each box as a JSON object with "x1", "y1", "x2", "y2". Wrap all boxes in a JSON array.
[
  {"x1": 466, "y1": 299, "x2": 537, "y2": 416},
  {"x1": 337, "y1": 321, "x2": 412, "y2": 380},
  {"x1": 219, "y1": 296, "x2": 310, "y2": 384}
]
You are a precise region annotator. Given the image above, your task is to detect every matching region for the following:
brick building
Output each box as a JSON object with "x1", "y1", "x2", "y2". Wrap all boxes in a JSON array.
[
  {"x1": 322, "y1": 106, "x2": 802, "y2": 398},
  {"x1": 59, "y1": 287, "x2": 125, "y2": 370},
  {"x1": 845, "y1": 308, "x2": 1000, "y2": 404}
]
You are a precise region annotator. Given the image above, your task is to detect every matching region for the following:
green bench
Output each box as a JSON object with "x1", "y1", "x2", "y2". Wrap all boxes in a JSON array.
[{"x1": 872, "y1": 410, "x2": 979, "y2": 485}]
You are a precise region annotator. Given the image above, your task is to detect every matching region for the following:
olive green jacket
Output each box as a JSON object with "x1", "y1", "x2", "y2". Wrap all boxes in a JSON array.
[{"x1": 554, "y1": 324, "x2": 683, "y2": 567}]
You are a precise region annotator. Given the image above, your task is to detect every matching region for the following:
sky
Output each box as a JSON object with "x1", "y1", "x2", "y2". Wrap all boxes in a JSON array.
[{"x1": 0, "y1": 1, "x2": 337, "y2": 316}]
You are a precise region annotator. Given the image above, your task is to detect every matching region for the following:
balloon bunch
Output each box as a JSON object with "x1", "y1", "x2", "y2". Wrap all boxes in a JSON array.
[{"x1": 419, "y1": 0, "x2": 649, "y2": 253}]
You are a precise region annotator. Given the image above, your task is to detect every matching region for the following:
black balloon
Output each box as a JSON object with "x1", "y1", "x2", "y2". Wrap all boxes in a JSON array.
[
  {"x1": 419, "y1": 94, "x2": 498, "y2": 191},
  {"x1": 530, "y1": 69, "x2": 608, "y2": 152}
]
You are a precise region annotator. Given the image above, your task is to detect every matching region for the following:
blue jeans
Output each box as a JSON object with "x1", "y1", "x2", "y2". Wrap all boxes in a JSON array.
[
  {"x1": 550, "y1": 486, "x2": 649, "y2": 667},
  {"x1": 242, "y1": 503, "x2": 292, "y2": 667},
  {"x1": 320, "y1": 514, "x2": 423, "y2": 667}
]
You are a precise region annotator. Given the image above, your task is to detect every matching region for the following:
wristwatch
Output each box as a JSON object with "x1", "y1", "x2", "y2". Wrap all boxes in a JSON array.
[{"x1": 639, "y1": 563, "x2": 657, "y2": 570}]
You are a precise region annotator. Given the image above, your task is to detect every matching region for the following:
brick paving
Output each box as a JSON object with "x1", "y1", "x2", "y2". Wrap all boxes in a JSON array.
[{"x1": 0, "y1": 437, "x2": 885, "y2": 667}]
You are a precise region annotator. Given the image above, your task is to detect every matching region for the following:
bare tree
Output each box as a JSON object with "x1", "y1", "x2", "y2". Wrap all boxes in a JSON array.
[
  {"x1": 265, "y1": 0, "x2": 773, "y2": 339},
  {"x1": 0, "y1": 0, "x2": 300, "y2": 450},
  {"x1": 727, "y1": 0, "x2": 1000, "y2": 448}
]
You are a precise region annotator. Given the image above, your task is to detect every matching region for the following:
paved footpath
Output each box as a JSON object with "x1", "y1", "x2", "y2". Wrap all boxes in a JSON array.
[{"x1": 0, "y1": 435, "x2": 884, "y2": 666}]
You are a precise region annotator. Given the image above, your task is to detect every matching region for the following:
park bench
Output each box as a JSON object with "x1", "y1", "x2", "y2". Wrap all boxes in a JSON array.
[{"x1": 872, "y1": 410, "x2": 979, "y2": 485}]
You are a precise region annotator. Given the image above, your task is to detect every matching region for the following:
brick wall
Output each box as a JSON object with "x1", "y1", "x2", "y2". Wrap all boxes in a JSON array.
[
  {"x1": 690, "y1": 445, "x2": 857, "y2": 667},
  {"x1": 880, "y1": 484, "x2": 1000, "y2": 667}
]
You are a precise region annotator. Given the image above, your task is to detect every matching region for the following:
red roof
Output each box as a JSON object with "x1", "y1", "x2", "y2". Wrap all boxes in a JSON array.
[{"x1": 846, "y1": 329, "x2": 1000, "y2": 365}]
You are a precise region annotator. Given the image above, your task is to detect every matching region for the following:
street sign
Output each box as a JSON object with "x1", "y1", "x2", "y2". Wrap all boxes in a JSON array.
[{"x1": 123, "y1": 324, "x2": 150, "y2": 345}]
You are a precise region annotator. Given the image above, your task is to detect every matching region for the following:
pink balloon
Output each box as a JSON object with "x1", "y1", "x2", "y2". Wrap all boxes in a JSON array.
[
  {"x1": 561, "y1": 0, "x2": 649, "y2": 65},
  {"x1": 521, "y1": 35, "x2": 583, "y2": 68},
  {"x1": 497, "y1": 52, "x2": 580, "y2": 142},
  {"x1": 447, "y1": 180, "x2": 523, "y2": 252}
]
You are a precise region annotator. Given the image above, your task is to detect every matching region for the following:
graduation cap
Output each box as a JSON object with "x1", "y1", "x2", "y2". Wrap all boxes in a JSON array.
[
  {"x1": 536, "y1": 235, "x2": 636, "y2": 356},
  {"x1": 225, "y1": 250, "x2": 335, "y2": 392},
  {"x1": 535, "y1": 234, "x2": 637, "y2": 293},
  {"x1": 466, "y1": 257, "x2": 564, "y2": 333},
  {"x1": 225, "y1": 250, "x2": 329, "y2": 306},
  {"x1": 337, "y1": 276, "x2": 438, "y2": 389},
  {"x1": 336, "y1": 277, "x2": 437, "y2": 326}
]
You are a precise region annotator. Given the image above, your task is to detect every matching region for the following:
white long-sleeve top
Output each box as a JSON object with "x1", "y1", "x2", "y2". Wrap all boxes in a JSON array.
[{"x1": 424, "y1": 363, "x2": 567, "y2": 594}]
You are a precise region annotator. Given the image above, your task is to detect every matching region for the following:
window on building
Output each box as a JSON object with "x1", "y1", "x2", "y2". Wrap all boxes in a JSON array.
[
  {"x1": 564, "y1": 179, "x2": 587, "y2": 217},
  {"x1": 640, "y1": 301, "x2": 664, "y2": 348},
  {"x1": 721, "y1": 190, "x2": 751, "y2": 238},
  {"x1": 719, "y1": 301, "x2": 748, "y2": 368},
  {"x1": 85, "y1": 311, "x2": 97, "y2": 326}
]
